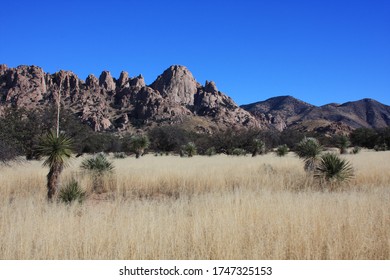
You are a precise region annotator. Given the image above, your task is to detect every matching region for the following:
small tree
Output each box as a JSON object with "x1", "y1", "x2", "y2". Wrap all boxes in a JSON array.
[
  {"x1": 295, "y1": 137, "x2": 323, "y2": 172},
  {"x1": 129, "y1": 135, "x2": 150, "y2": 158},
  {"x1": 38, "y1": 131, "x2": 73, "y2": 201}
]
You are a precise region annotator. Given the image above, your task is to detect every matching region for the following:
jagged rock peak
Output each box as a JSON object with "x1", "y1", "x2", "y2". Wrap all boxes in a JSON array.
[
  {"x1": 117, "y1": 71, "x2": 129, "y2": 88},
  {"x1": 99, "y1": 70, "x2": 116, "y2": 91},
  {"x1": 130, "y1": 74, "x2": 145, "y2": 88},
  {"x1": 86, "y1": 74, "x2": 99, "y2": 88},
  {"x1": 0, "y1": 64, "x2": 8, "y2": 74},
  {"x1": 205, "y1": 80, "x2": 218, "y2": 93},
  {"x1": 150, "y1": 65, "x2": 197, "y2": 104}
]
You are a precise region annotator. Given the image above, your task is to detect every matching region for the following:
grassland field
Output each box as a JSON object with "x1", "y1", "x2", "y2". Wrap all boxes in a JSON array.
[{"x1": 0, "y1": 150, "x2": 389, "y2": 259}]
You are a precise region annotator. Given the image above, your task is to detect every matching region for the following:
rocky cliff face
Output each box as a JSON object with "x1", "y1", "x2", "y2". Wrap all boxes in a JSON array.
[{"x1": 0, "y1": 64, "x2": 261, "y2": 132}]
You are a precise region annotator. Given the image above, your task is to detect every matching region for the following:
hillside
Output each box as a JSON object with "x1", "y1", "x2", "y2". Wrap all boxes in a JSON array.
[
  {"x1": 1, "y1": 64, "x2": 389, "y2": 135},
  {"x1": 242, "y1": 96, "x2": 390, "y2": 134}
]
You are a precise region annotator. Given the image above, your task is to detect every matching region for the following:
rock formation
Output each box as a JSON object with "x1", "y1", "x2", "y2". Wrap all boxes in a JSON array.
[{"x1": 0, "y1": 64, "x2": 261, "y2": 132}]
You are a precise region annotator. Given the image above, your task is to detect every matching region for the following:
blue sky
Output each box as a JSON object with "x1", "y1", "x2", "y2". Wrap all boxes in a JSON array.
[{"x1": 1, "y1": 0, "x2": 389, "y2": 106}]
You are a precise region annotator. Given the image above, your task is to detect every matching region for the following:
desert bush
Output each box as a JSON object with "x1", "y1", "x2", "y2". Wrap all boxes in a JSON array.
[
  {"x1": 374, "y1": 143, "x2": 388, "y2": 151},
  {"x1": 127, "y1": 135, "x2": 150, "y2": 158},
  {"x1": 205, "y1": 147, "x2": 217, "y2": 156},
  {"x1": 295, "y1": 137, "x2": 323, "y2": 172},
  {"x1": 314, "y1": 153, "x2": 354, "y2": 186},
  {"x1": 58, "y1": 178, "x2": 86, "y2": 204},
  {"x1": 251, "y1": 139, "x2": 266, "y2": 157},
  {"x1": 231, "y1": 148, "x2": 247, "y2": 156},
  {"x1": 276, "y1": 144, "x2": 289, "y2": 157},
  {"x1": 336, "y1": 135, "x2": 351, "y2": 154},
  {"x1": 180, "y1": 142, "x2": 197, "y2": 157},
  {"x1": 80, "y1": 153, "x2": 115, "y2": 193},
  {"x1": 351, "y1": 146, "x2": 361, "y2": 154},
  {"x1": 113, "y1": 152, "x2": 127, "y2": 159}
]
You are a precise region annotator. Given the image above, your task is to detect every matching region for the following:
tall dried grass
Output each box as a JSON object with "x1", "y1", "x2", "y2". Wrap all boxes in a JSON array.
[{"x1": 0, "y1": 151, "x2": 389, "y2": 259}]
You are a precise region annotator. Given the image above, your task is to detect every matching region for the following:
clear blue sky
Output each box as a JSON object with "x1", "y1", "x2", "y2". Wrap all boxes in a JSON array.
[{"x1": 1, "y1": 0, "x2": 389, "y2": 106}]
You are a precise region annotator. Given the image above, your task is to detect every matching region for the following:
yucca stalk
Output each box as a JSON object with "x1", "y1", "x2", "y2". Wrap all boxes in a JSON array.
[{"x1": 38, "y1": 131, "x2": 73, "y2": 201}]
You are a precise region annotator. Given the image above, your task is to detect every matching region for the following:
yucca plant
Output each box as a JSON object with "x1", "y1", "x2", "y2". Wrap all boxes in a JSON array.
[
  {"x1": 351, "y1": 146, "x2": 361, "y2": 154},
  {"x1": 180, "y1": 142, "x2": 197, "y2": 157},
  {"x1": 205, "y1": 147, "x2": 216, "y2": 156},
  {"x1": 231, "y1": 148, "x2": 247, "y2": 156},
  {"x1": 295, "y1": 137, "x2": 323, "y2": 172},
  {"x1": 58, "y1": 178, "x2": 86, "y2": 204},
  {"x1": 251, "y1": 139, "x2": 266, "y2": 157},
  {"x1": 81, "y1": 153, "x2": 114, "y2": 174},
  {"x1": 276, "y1": 144, "x2": 289, "y2": 157},
  {"x1": 38, "y1": 131, "x2": 73, "y2": 201},
  {"x1": 337, "y1": 135, "x2": 351, "y2": 154},
  {"x1": 129, "y1": 135, "x2": 150, "y2": 158},
  {"x1": 80, "y1": 153, "x2": 114, "y2": 192},
  {"x1": 314, "y1": 153, "x2": 354, "y2": 186},
  {"x1": 113, "y1": 152, "x2": 126, "y2": 159}
]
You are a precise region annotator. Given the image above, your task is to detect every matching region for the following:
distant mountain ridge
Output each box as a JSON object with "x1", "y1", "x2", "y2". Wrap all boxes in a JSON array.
[
  {"x1": 241, "y1": 96, "x2": 390, "y2": 134},
  {"x1": 0, "y1": 64, "x2": 389, "y2": 135}
]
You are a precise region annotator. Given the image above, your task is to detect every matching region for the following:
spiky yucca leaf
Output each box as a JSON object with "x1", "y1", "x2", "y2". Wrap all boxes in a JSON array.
[
  {"x1": 38, "y1": 131, "x2": 73, "y2": 168},
  {"x1": 315, "y1": 153, "x2": 354, "y2": 183}
]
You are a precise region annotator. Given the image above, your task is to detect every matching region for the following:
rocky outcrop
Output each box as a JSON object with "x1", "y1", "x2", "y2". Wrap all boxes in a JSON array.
[
  {"x1": 0, "y1": 64, "x2": 262, "y2": 132},
  {"x1": 150, "y1": 65, "x2": 199, "y2": 106}
]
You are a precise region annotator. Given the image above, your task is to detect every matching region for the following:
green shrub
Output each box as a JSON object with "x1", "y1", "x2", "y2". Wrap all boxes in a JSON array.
[
  {"x1": 374, "y1": 143, "x2": 387, "y2": 151},
  {"x1": 58, "y1": 179, "x2": 86, "y2": 204},
  {"x1": 80, "y1": 153, "x2": 115, "y2": 193},
  {"x1": 231, "y1": 148, "x2": 247, "y2": 156},
  {"x1": 314, "y1": 153, "x2": 354, "y2": 185},
  {"x1": 113, "y1": 152, "x2": 126, "y2": 159},
  {"x1": 180, "y1": 142, "x2": 197, "y2": 157},
  {"x1": 276, "y1": 144, "x2": 289, "y2": 157},
  {"x1": 81, "y1": 153, "x2": 114, "y2": 174},
  {"x1": 205, "y1": 147, "x2": 217, "y2": 156},
  {"x1": 251, "y1": 139, "x2": 266, "y2": 157},
  {"x1": 295, "y1": 137, "x2": 323, "y2": 172},
  {"x1": 128, "y1": 135, "x2": 150, "y2": 158},
  {"x1": 351, "y1": 146, "x2": 361, "y2": 154}
]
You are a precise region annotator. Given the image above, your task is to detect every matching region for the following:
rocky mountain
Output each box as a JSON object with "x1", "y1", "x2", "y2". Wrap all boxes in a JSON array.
[
  {"x1": 1, "y1": 64, "x2": 388, "y2": 136},
  {"x1": 242, "y1": 96, "x2": 390, "y2": 135},
  {"x1": 0, "y1": 64, "x2": 261, "y2": 133}
]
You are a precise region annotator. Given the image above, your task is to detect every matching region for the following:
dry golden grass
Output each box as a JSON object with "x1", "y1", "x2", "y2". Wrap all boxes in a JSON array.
[{"x1": 0, "y1": 151, "x2": 389, "y2": 259}]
